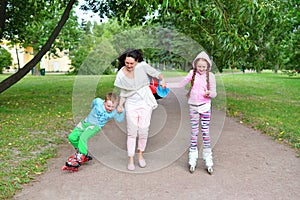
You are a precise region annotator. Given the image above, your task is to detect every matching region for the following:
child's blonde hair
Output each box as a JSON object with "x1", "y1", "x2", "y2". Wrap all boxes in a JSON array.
[{"x1": 105, "y1": 92, "x2": 119, "y2": 103}]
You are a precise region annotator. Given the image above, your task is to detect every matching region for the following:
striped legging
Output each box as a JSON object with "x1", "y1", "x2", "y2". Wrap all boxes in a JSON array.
[{"x1": 189, "y1": 108, "x2": 211, "y2": 151}]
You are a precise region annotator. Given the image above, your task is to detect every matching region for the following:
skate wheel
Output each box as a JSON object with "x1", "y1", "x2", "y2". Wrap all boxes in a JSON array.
[
  {"x1": 189, "y1": 165, "x2": 196, "y2": 173},
  {"x1": 62, "y1": 165, "x2": 79, "y2": 172},
  {"x1": 70, "y1": 167, "x2": 79, "y2": 172},
  {"x1": 207, "y1": 167, "x2": 213, "y2": 175}
]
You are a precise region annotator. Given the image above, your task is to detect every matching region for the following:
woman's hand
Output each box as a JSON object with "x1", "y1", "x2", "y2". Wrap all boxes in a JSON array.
[
  {"x1": 160, "y1": 79, "x2": 167, "y2": 89},
  {"x1": 117, "y1": 105, "x2": 124, "y2": 113}
]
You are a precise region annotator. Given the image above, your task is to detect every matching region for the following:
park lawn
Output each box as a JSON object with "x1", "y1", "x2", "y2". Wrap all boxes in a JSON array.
[
  {"x1": 0, "y1": 74, "x2": 116, "y2": 199},
  {"x1": 221, "y1": 72, "x2": 300, "y2": 151},
  {"x1": 0, "y1": 71, "x2": 299, "y2": 199}
]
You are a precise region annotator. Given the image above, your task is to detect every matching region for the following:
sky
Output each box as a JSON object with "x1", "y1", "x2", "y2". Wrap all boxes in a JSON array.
[{"x1": 74, "y1": 0, "x2": 103, "y2": 24}]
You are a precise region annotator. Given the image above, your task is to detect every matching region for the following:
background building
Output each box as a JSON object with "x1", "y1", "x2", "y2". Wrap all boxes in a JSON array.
[{"x1": 1, "y1": 40, "x2": 71, "y2": 73}]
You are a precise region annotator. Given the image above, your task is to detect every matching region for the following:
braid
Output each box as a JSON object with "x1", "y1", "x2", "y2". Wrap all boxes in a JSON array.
[
  {"x1": 206, "y1": 69, "x2": 210, "y2": 91},
  {"x1": 187, "y1": 67, "x2": 197, "y2": 98}
]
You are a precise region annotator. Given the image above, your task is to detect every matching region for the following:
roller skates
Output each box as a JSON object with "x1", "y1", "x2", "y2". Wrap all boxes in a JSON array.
[
  {"x1": 62, "y1": 152, "x2": 92, "y2": 172},
  {"x1": 203, "y1": 148, "x2": 213, "y2": 175},
  {"x1": 188, "y1": 149, "x2": 198, "y2": 173},
  {"x1": 62, "y1": 156, "x2": 80, "y2": 172}
]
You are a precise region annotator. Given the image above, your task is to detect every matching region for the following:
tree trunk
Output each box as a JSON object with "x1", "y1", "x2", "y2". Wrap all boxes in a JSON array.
[
  {"x1": 0, "y1": 0, "x2": 7, "y2": 39},
  {"x1": 32, "y1": 51, "x2": 41, "y2": 76},
  {"x1": 0, "y1": 0, "x2": 76, "y2": 94},
  {"x1": 33, "y1": 65, "x2": 41, "y2": 76},
  {"x1": 15, "y1": 45, "x2": 20, "y2": 71},
  {"x1": 274, "y1": 64, "x2": 278, "y2": 74}
]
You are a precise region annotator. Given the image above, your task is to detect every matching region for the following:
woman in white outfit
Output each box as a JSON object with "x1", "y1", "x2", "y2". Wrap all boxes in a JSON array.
[{"x1": 114, "y1": 49, "x2": 166, "y2": 171}]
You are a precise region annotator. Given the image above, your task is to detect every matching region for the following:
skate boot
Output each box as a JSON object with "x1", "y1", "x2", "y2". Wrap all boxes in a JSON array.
[
  {"x1": 66, "y1": 156, "x2": 80, "y2": 168},
  {"x1": 76, "y1": 153, "x2": 92, "y2": 165},
  {"x1": 202, "y1": 148, "x2": 213, "y2": 175},
  {"x1": 188, "y1": 149, "x2": 198, "y2": 173},
  {"x1": 62, "y1": 151, "x2": 93, "y2": 172},
  {"x1": 62, "y1": 154, "x2": 81, "y2": 172},
  {"x1": 83, "y1": 154, "x2": 93, "y2": 163}
]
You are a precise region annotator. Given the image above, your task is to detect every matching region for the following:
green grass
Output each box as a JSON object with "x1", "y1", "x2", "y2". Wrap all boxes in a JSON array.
[
  {"x1": 0, "y1": 74, "x2": 115, "y2": 199},
  {"x1": 221, "y1": 73, "x2": 300, "y2": 152},
  {"x1": 0, "y1": 71, "x2": 299, "y2": 199}
]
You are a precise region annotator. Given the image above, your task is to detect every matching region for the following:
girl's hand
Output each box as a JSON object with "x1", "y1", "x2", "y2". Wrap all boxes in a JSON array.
[{"x1": 204, "y1": 89, "x2": 210, "y2": 97}]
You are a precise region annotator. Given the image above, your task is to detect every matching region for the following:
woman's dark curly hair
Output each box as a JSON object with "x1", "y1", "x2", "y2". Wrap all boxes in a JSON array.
[{"x1": 117, "y1": 49, "x2": 144, "y2": 71}]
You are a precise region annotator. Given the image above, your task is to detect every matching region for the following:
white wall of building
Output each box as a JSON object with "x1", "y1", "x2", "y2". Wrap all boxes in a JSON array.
[{"x1": 1, "y1": 40, "x2": 71, "y2": 73}]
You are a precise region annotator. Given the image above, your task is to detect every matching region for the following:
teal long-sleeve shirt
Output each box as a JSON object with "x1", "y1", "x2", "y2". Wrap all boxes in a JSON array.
[{"x1": 84, "y1": 98, "x2": 125, "y2": 128}]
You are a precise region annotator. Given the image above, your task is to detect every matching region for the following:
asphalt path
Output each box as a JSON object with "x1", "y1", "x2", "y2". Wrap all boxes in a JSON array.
[{"x1": 14, "y1": 77, "x2": 300, "y2": 200}]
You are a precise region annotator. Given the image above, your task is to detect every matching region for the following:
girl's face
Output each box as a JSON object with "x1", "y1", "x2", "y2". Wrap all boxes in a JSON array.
[
  {"x1": 125, "y1": 57, "x2": 137, "y2": 72},
  {"x1": 195, "y1": 60, "x2": 208, "y2": 75},
  {"x1": 104, "y1": 100, "x2": 116, "y2": 112}
]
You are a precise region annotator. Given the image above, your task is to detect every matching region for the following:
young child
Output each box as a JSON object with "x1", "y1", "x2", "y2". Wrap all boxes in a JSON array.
[
  {"x1": 171, "y1": 51, "x2": 217, "y2": 174},
  {"x1": 63, "y1": 92, "x2": 125, "y2": 170}
]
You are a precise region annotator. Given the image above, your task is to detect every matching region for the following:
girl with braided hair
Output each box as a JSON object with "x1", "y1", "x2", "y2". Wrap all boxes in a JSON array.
[{"x1": 171, "y1": 51, "x2": 217, "y2": 174}]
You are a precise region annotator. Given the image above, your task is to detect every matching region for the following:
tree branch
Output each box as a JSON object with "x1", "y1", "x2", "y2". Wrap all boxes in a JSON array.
[
  {"x1": 0, "y1": 0, "x2": 76, "y2": 94},
  {"x1": 0, "y1": 0, "x2": 7, "y2": 39}
]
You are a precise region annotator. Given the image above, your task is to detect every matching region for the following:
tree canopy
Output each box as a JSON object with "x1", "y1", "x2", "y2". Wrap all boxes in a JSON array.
[
  {"x1": 0, "y1": 47, "x2": 13, "y2": 73},
  {"x1": 0, "y1": 0, "x2": 77, "y2": 93},
  {"x1": 0, "y1": 0, "x2": 299, "y2": 93},
  {"x1": 82, "y1": 0, "x2": 299, "y2": 72}
]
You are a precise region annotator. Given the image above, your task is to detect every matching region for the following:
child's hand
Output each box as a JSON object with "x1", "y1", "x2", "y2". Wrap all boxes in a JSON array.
[{"x1": 204, "y1": 89, "x2": 210, "y2": 97}]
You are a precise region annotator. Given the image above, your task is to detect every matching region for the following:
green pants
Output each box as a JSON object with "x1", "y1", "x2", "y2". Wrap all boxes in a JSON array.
[{"x1": 68, "y1": 121, "x2": 100, "y2": 155}]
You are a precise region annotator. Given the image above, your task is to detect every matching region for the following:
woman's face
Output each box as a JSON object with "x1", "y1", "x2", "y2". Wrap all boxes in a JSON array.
[
  {"x1": 125, "y1": 57, "x2": 137, "y2": 72},
  {"x1": 195, "y1": 60, "x2": 208, "y2": 75}
]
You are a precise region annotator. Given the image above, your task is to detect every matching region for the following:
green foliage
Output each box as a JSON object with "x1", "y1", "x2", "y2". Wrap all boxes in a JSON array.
[
  {"x1": 0, "y1": 47, "x2": 13, "y2": 73},
  {"x1": 2, "y1": 0, "x2": 69, "y2": 43},
  {"x1": 2, "y1": 0, "x2": 80, "y2": 66},
  {"x1": 80, "y1": 0, "x2": 299, "y2": 73},
  {"x1": 80, "y1": 0, "x2": 151, "y2": 26},
  {"x1": 21, "y1": 3, "x2": 80, "y2": 56},
  {"x1": 0, "y1": 0, "x2": 77, "y2": 94},
  {"x1": 69, "y1": 22, "x2": 207, "y2": 74},
  {"x1": 69, "y1": 19, "x2": 125, "y2": 75},
  {"x1": 68, "y1": 22, "x2": 94, "y2": 74}
]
